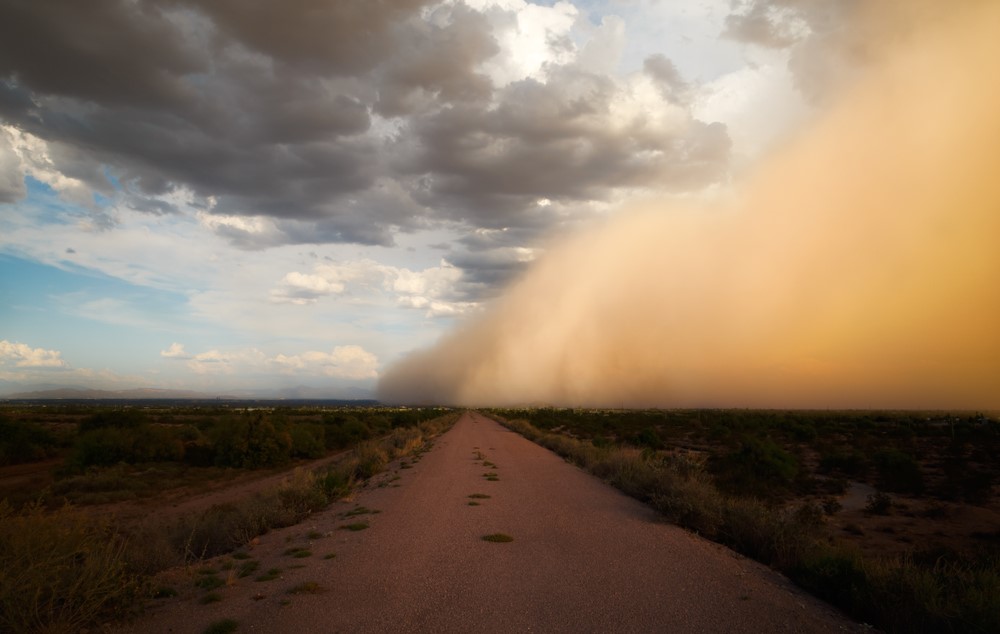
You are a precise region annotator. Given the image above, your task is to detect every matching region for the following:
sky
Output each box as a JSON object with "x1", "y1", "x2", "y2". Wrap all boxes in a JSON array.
[{"x1": 2, "y1": 1, "x2": 997, "y2": 406}]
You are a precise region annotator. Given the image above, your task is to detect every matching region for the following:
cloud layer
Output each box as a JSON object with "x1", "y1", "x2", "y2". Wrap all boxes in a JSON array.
[
  {"x1": 378, "y1": 1, "x2": 1000, "y2": 409},
  {"x1": 0, "y1": 0, "x2": 730, "y2": 298}
]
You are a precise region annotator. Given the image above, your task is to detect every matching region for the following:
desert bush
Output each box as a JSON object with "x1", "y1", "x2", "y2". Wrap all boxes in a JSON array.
[
  {"x1": 353, "y1": 442, "x2": 389, "y2": 479},
  {"x1": 874, "y1": 449, "x2": 924, "y2": 494},
  {"x1": 383, "y1": 427, "x2": 423, "y2": 459},
  {"x1": 277, "y1": 468, "x2": 328, "y2": 516},
  {"x1": 0, "y1": 417, "x2": 60, "y2": 466},
  {"x1": 492, "y1": 409, "x2": 1000, "y2": 634},
  {"x1": 289, "y1": 424, "x2": 325, "y2": 459},
  {"x1": 0, "y1": 501, "x2": 145, "y2": 632},
  {"x1": 819, "y1": 448, "x2": 867, "y2": 477},
  {"x1": 712, "y1": 435, "x2": 799, "y2": 498},
  {"x1": 211, "y1": 415, "x2": 292, "y2": 468},
  {"x1": 69, "y1": 424, "x2": 185, "y2": 469},
  {"x1": 649, "y1": 474, "x2": 724, "y2": 536},
  {"x1": 79, "y1": 408, "x2": 149, "y2": 433},
  {"x1": 322, "y1": 415, "x2": 372, "y2": 449}
]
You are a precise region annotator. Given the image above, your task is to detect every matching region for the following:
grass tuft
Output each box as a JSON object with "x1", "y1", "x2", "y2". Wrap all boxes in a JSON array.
[
  {"x1": 199, "y1": 592, "x2": 223, "y2": 605},
  {"x1": 254, "y1": 568, "x2": 281, "y2": 582},
  {"x1": 203, "y1": 618, "x2": 238, "y2": 634},
  {"x1": 482, "y1": 533, "x2": 514, "y2": 543},
  {"x1": 287, "y1": 581, "x2": 325, "y2": 595},
  {"x1": 339, "y1": 522, "x2": 369, "y2": 532}
]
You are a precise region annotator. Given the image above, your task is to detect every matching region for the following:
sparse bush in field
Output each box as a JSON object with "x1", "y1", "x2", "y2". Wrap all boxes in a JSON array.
[
  {"x1": 819, "y1": 448, "x2": 867, "y2": 477},
  {"x1": 0, "y1": 501, "x2": 145, "y2": 633},
  {"x1": 79, "y1": 409, "x2": 149, "y2": 433},
  {"x1": 0, "y1": 417, "x2": 61, "y2": 465},
  {"x1": 320, "y1": 463, "x2": 355, "y2": 499},
  {"x1": 204, "y1": 618, "x2": 239, "y2": 634},
  {"x1": 384, "y1": 427, "x2": 422, "y2": 459},
  {"x1": 277, "y1": 468, "x2": 328, "y2": 516},
  {"x1": 69, "y1": 424, "x2": 185, "y2": 469},
  {"x1": 490, "y1": 409, "x2": 1000, "y2": 634},
  {"x1": 636, "y1": 426, "x2": 664, "y2": 449},
  {"x1": 874, "y1": 449, "x2": 924, "y2": 494},
  {"x1": 322, "y1": 415, "x2": 372, "y2": 449},
  {"x1": 211, "y1": 415, "x2": 292, "y2": 469},
  {"x1": 711, "y1": 435, "x2": 799, "y2": 498},
  {"x1": 650, "y1": 474, "x2": 724, "y2": 537},
  {"x1": 865, "y1": 492, "x2": 893, "y2": 515},
  {"x1": 353, "y1": 442, "x2": 388, "y2": 479},
  {"x1": 289, "y1": 424, "x2": 325, "y2": 459}
]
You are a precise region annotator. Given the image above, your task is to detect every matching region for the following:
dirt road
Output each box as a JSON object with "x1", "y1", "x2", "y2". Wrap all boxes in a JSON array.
[{"x1": 126, "y1": 411, "x2": 862, "y2": 633}]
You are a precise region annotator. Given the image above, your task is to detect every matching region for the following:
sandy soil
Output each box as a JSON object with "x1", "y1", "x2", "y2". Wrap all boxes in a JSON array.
[{"x1": 118, "y1": 412, "x2": 864, "y2": 633}]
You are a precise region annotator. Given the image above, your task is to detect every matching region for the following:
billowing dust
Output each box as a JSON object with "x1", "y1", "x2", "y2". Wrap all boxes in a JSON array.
[{"x1": 379, "y1": 1, "x2": 1000, "y2": 409}]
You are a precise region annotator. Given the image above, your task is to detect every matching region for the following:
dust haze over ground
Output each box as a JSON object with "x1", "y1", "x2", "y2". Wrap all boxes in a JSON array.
[{"x1": 378, "y1": 1, "x2": 1000, "y2": 410}]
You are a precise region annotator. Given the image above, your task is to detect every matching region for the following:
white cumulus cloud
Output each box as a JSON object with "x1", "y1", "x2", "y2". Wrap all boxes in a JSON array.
[
  {"x1": 271, "y1": 346, "x2": 379, "y2": 380},
  {"x1": 0, "y1": 340, "x2": 68, "y2": 368},
  {"x1": 160, "y1": 342, "x2": 190, "y2": 358}
]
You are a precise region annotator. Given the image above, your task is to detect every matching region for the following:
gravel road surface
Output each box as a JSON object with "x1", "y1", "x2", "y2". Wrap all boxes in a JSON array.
[{"x1": 124, "y1": 411, "x2": 863, "y2": 633}]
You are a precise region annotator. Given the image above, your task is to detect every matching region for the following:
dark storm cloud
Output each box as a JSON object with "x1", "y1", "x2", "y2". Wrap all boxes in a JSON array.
[
  {"x1": 0, "y1": 0, "x2": 730, "y2": 278},
  {"x1": 397, "y1": 65, "x2": 730, "y2": 229},
  {"x1": 0, "y1": 0, "x2": 435, "y2": 242},
  {"x1": 643, "y1": 54, "x2": 689, "y2": 104},
  {"x1": 0, "y1": 130, "x2": 24, "y2": 203},
  {"x1": 445, "y1": 247, "x2": 535, "y2": 300}
]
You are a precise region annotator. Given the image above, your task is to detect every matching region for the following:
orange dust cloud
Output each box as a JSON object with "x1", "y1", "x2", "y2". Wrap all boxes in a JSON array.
[{"x1": 378, "y1": 1, "x2": 1000, "y2": 409}]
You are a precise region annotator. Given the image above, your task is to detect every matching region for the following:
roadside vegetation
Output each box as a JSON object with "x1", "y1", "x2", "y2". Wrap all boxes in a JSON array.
[
  {"x1": 489, "y1": 409, "x2": 999, "y2": 634},
  {"x1": 0, "y1": 405, "x2": 456, "y2": 633}
]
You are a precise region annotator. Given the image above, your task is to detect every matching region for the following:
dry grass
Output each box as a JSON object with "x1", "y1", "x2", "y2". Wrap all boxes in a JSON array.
[{"x1": 495, "y1": 414, "x2": 1000, "y2": 634}]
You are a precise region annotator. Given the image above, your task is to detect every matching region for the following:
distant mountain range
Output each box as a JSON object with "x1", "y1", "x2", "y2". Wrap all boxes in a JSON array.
[
  {"x1": 2, "y1": 384, "x2": 376, "y2": 401},
  {"x1": 3, "y1": 387, "x2": 222, "y2": 400}
]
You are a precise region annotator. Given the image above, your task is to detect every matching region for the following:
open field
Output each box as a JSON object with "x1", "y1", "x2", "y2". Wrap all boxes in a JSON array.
[
  {"x1": 114, "y1": 412, "x2": 859, "y2": 633},
  {"x1": 2, "y1": 404, "x2": 997, "y2": 633},
  {"x1": 489, "y1": 408, "x2": 1000, "y2": 633},
  {"x1": 0, "y1": 404, "x2": 456, "y2": 633}
]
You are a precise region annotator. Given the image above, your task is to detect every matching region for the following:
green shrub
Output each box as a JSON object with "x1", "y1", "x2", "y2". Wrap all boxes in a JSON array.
[
  {"x1": 0, "y1": 417, "x2": 60, "y2": 466},
  {"x1": 874, "y1": 450, "x2": 924, "y2": 494},
  {"x1": 289, "y1": 424, "x2": 325, "y2": 459},
  {"x1": 712, "y1": 436, "x2": 799, "y2": 498},
  {"x1": 353, "y1": 442, "x2": 388, "y2": 480},
  {"x1": 70, "y1": 424, "x2": 185, "y2": 469},
  {"x1": 79, "y1": 409, "x2": 148, "y2": 433},
  {"x1": 211, "y1": 415, "x2": 292, "y2": 469},
  {"x1": 819, "y1": 449, "x2": 867, "y2": 477}
]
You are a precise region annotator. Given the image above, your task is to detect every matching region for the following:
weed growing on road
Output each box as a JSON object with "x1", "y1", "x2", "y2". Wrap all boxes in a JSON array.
[
  {"x1": 468, "y1": 493, "x2": 491, "y2": 499},
  {"x1": 283, "y1": 547, "x2": 311, "y2": 558},
  {"x1": 199, "y1": 592, "x2": 222, "y2": 605},
  {"x1": 482, "y1": 533, "x2": 514, "y2": 543},
  {"x1": 342, "y1": 505, "x2": 379, "y2": 517},
  {"x1": 307, "y1": 530, "x2": 323, "y2": 539},
  {"x1": 483, "y1": 461, "x2": 496, "y2": 468},
  {"x1": 236, "y1": 560, "x2": 259, "y2": 578},
  {"x1": 254, "y1": 568, "x2": 281, "y2": 582},
  {"x1": 203, "y1": 618, "x2": 238, "y2": 634},
  {"x1": 287, "y1": 581, "x2": 325, "y2": 594},
  {"x1": 194, "y1": 575, "x2": 224, "y2": 591},
  {"x1": 468, "y1": 501, "x2": 480, "y2": 506},
  {"x1": 339, "y1": 521, "x2": 369, "y2": 531},
  {"x1": 323, "y1": 553, "x2": 337, "y2": 559}
]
